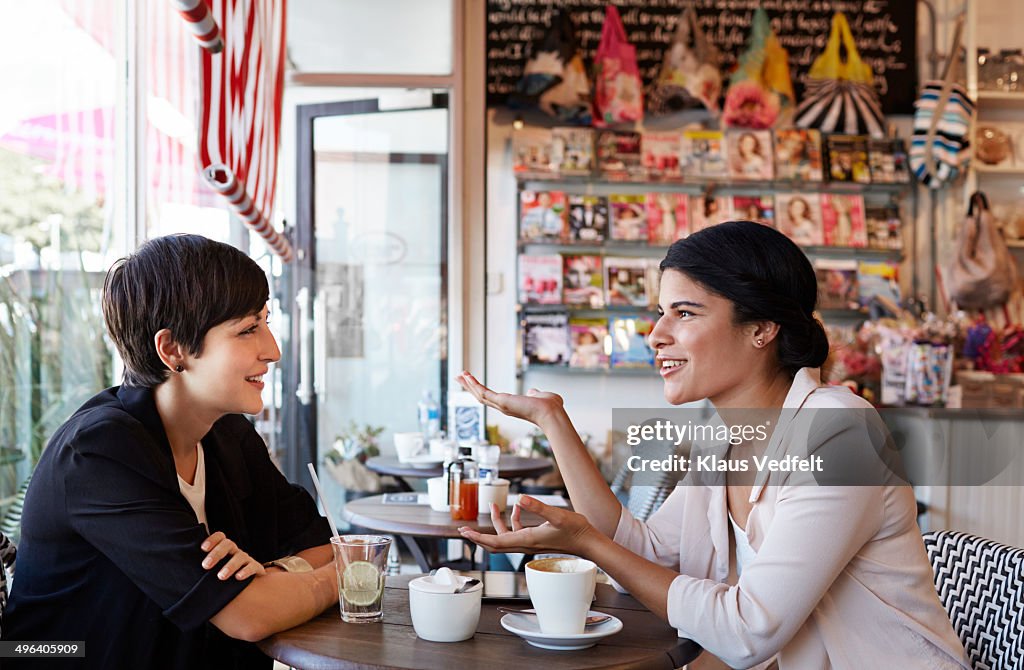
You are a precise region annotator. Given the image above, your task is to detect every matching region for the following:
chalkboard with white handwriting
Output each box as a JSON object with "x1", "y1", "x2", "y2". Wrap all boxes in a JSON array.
[{"x1": 486, "y1": 0, "x2": 917, "y2": 114}]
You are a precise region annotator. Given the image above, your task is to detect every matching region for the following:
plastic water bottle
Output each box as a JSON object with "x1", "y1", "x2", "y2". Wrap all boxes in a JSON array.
[
  {"x1": 418, "y1": 390, "x2": 441, "y2": 440},
  {"x1": 477, "y1": 444, "x2": 501, "y2": 483}
]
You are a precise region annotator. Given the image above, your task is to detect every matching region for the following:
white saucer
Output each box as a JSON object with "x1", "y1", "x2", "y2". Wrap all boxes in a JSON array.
[
  {"x1": 403, "y1": 455, "x2": 445, "y2": 469},
  {"x1": 499, "y1": 610, "x2": 623, "y2": 651}
]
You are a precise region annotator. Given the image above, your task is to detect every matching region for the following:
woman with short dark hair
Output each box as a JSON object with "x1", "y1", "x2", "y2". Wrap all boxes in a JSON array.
[
  {"x1": 3, "y1": 235, "x2": 337, "y2": 670},
  {"x1": 458, "y1": 221, "x2": 969, "y2": 669}
]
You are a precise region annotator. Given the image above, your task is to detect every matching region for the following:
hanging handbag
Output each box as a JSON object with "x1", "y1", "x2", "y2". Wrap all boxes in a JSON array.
[
  {"x1": 592, "y1": 4, "x2": 644, "y2": 128},
  {"x1": 511, "y1": 10, "x2": 592, "y2": 125},
  {"x1": 646, "y1": 7, "x2": 722, "y2": 115},
  {"x1": 794, "y1": 12, "x2": 885, "y2": 138},
  {"x1": 722, "y1": 7, "x2": 795, "y2": 129},
  {"x1": 909, "y1": 16, "x2": 974, "y2": 188},
  {"x1": 947, "y1": 192, "x2": 1019, "y2": 310}
]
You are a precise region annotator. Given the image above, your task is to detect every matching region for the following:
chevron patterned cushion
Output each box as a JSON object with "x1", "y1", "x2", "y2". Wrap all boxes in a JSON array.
[
  {"x1": 923, "y1": 530, "x2": 1024, "y2": 670},
  {"x1": 0, "y1": 531, "x2": 15, "y2": 639}
]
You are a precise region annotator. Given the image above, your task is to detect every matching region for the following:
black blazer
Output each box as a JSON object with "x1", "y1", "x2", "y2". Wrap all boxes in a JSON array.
[{"x1": 2, "y1": 385, "x2": 331, "y2": 670}]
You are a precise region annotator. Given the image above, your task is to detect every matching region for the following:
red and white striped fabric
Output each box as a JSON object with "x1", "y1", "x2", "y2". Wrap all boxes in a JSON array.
[
  {"x1": 171, "y1": 0, "x2": 224, "y2": 54},
  {"x1": 197, "y1": 0, "x2": 292, "y2": 261}
]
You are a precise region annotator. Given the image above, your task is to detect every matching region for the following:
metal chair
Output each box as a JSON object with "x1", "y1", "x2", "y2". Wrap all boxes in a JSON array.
[{"x1": 923, "y1": 530, "x2": 1024, "y2": 670}]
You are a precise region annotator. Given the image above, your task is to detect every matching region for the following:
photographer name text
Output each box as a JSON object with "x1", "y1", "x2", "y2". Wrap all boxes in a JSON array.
[{"x1": 626, "y1": 454, "x2": 824, "y2": 474}]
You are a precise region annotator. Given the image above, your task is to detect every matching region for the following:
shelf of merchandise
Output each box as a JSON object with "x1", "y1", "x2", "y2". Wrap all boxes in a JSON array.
[
  {"x1": 517, "y1": 175, "x2": 910, "y2": 197},
  {"x1": 965, "y1": 0, "x2": 1024, "y2": 195},
  {"x1": 517, "y1": 364, "x2": 659, "y2": 378},
  {"x1": 515, "y1": 181, "x2": 909, "y2": 382},
  {"x1": 520, "y1": 304, "x2": 658, "y2": 317},
  {"x1": 518, "y1": 241, "x2": 670, "y2": 257},
  {"x1": 520, "y1": 241, "x2": 904, "y2": 261},
  {"x1": 975, "y1": 91, "x2": 1024, "y2": 109},
  {"x1": 972, "y1": 164, "x2": 1024, "y2": 175}
]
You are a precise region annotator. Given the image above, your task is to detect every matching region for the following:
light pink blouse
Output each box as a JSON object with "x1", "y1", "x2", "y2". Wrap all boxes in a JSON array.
[{"x1": 613, "y1": 368, "x2": 970, "y2": 669}]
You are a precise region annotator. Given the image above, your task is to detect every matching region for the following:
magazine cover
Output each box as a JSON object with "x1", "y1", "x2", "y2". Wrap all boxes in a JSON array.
[
  {"x1": 865, "y1": 206, "x2": 903, "y2": 250},
  {"x1": 775, "y1": 193, "x2": 823, "y2": 246},
  {"x1": 646, "y1": 192, "x2": 689, "y2": 244},
  {"x1": 519, "y1": 190, "x2": 567, "y2": 242},
  {"x1": 610, "y1": 315, "x2": 656, "y2": 369},
  {"x1": 857, "y1": 260, "x2": 901, "y2": 308},
  {"x1": 681, "y1": 129, "x2": 727, "y2": 178},
  {"x1": 814, "y1": 258, "x2": 860, "y2": 310},
  {"x1": 646, "y1": 260, "x2": 662, "y2": 307},
  {"x1": 868, "y1": 138, "x2": 911, "y2": 184},
  {"x1": 553, "y1": 127, "x2": 595, "y2": 176},
  {"x1": 820, "y1": 194, "x2": 867, "y2": 247},
  {"x1": 609, "y1": 194, "x2": 648, "y2": 242},
  {"x1": 566, "y1": 195, "x2": 609, "y2": 243},
  {"x1": 522, "y1": 311, "x2": 570, "y2": 366},
  {"x1": 605, "y1": 257, "x2": 650, "y2": 307},
  {"x1": 726, "y1": 129, "x2": 774, "y2": 180},
  {"x1": 512, "y1": 127, "x2": 556, "y2": 175},
  {"x1": 689, "y1": 195, "x2": 733, "y2": 233},
  {"x1": 731, "y1": 195, "x2": 775, "y2": 227},
  {"x1": 597, "y1": 131, "x2": 644, "y2": 180},
  {"x1": 562, "y1": 255, "x2": 605, "y2": 308},
  {"x1": 641, "y1": 131, "x2": 683, "y2": 180},
  {"x1": 518, "y1": 255, "x2": 562, "y2": 305},
  {"x1": 569, "y1": 317, "x2": 610, "y2": 369},
  {"x1": 773, "y1": 128, "x2": 824, "y2": 181},
  {"x1": 826, "y1": 135, "x2": 871, "y2": 183}
]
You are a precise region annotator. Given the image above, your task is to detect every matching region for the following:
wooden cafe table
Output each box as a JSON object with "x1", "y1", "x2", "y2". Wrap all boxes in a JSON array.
[
  {"x1": 257, "y1": 574, "x2": 702, "y2": 670},
  {"x1": 341, "y1": 493, "x2": 558, "y2": 572}
]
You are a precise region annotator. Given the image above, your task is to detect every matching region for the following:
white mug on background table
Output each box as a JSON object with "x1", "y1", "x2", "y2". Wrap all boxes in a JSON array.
[
  {"x1": 477, "y1": 477, "x2": 510, "y2": 514},
  {"x1": 393, "y1": 432, "x2": 425, "y2": 462},
  {"x1": 426, "y1": 476, "x2": 450, "y2": 512}
]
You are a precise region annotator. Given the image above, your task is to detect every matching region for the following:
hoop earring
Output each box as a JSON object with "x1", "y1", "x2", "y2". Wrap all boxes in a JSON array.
[{"x1": 175, "y1": 364, "x2": 184, "y2": 373}]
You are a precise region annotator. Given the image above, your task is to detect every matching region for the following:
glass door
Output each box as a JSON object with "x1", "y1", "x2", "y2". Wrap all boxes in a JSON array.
[{"x1": 284, "y1": 90, "x2": 449, "y2": 519}]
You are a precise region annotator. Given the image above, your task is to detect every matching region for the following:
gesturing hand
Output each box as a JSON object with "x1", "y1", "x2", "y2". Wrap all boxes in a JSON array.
[
  {"x1": 201, "y1": 531, "x2": 266, "y2": 580},
  {"x1": 458, "y1": 495, "x2": 595, "y2": 556},
  {"x1": 456, "y1": 371, "x2": 565, "y2": 428}
]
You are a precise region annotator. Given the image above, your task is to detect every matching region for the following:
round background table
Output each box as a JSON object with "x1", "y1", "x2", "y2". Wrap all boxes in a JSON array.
[
  {"x1": 342, "y1": 493, "x2": 564, "y2": 571},
  {"x1": 342, "y1": 494, "x2": 556, "y2": 538},
  {"x1": 257, "y1": 574, "x2": 702, "y2": 670},
  {"x1": 366, "y1": 455, "x2": 553, "y2": 491}
]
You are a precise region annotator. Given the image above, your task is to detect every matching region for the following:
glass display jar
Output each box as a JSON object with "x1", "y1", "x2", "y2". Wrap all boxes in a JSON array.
[
  {"x1": 977, "y1": 47, "x2": 993, "y2": 91},
  {"x1": 447, "y1": 446, "x2": 478, "y2": 521}
]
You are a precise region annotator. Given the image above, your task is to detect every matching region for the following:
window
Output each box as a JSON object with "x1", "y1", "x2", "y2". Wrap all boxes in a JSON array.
[{"x1": 0, "y1": 0, "x2": 123, "y2": 524}]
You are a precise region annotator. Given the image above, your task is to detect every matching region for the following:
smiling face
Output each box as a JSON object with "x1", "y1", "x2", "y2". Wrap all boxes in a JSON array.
[
  {"x1": 649, "y1": 270, "x2": 761, "y2": 406},
  {"x1": 179, "y1": 304, "x2": 280, "y2": 418}
]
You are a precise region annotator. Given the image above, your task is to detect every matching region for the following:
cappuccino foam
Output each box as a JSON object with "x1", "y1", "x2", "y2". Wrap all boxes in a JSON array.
[{"x1": 528, "y1": 557, "x2": 585, "y2": 573}]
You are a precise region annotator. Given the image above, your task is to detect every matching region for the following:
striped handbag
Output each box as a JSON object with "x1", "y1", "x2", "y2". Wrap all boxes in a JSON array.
[
  {"x1": 909, "y1": 16, "x2": 975, "y2": 188},
  {"x1": 794, "y1": 12, "x2": 885, "y2": 138}
]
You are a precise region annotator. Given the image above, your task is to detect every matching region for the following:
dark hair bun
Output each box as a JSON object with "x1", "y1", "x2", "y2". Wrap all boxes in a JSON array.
[{"x1": 776, "y1": 314, "x2": 830, "y2": 372}]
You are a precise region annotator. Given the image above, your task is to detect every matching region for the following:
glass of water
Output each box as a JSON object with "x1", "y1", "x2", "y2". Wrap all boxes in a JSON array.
[{"x1": 331, "y1": 535, "x2": 392, "y2": 623}]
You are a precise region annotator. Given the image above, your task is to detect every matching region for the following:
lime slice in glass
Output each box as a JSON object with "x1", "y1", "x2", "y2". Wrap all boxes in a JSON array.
[{"x1": 342, "y1": 561, "x2": 382, "y2": 606}]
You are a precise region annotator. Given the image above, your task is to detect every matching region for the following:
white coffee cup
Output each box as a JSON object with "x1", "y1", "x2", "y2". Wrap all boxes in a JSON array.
[
  {"x1": 525, "y1": 557, "x2": 597, "y2": 635},
  {"x1": 394, "y1": 432, "x2": 425, "y2": 462},
  {"x1": 477, "y1": 478, "x2": 510, "y2": 514},
  {"x1": 429, "y1": 437, "x2": 455, "y2": 460},
  {"x1": 408, "y1": 572, "x2": 482, "y2": 642},
  {"x1": 426, "y1": 476, "x2": 449, "y2": 512}
]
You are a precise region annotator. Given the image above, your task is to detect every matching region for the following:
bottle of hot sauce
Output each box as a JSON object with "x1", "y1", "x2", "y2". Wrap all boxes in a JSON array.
[{"x1": 448, "y1": 446, "x2": 479, "y2": 521}]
